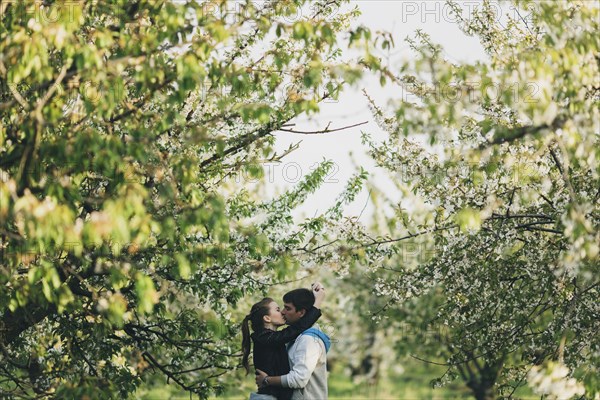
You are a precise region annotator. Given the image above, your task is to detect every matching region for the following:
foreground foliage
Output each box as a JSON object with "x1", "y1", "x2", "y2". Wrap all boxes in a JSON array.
[{"x1": 0, "y1": 1, "x2": 374, "y2": 397}]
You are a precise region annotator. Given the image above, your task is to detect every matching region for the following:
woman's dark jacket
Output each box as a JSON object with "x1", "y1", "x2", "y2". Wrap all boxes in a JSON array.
[{"x1": 251, "y1": 306, "x2": 321, "y2": 400}]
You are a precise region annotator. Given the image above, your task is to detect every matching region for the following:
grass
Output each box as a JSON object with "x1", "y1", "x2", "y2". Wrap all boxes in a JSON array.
[
  {"x1": 136, "y1": 356, "x2": 538, "y2": 399},
  {"x1": 137, "y1": 358, "x2": 476, "y2": 400}
]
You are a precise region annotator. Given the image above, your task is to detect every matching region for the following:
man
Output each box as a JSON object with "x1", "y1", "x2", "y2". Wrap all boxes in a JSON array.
[{"x1": 255, "y1": 285, "x2": 331, "y2": 399}]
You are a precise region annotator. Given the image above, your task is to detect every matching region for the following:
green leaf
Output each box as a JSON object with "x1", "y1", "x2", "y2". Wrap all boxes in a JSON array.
[
  {"x1": 135, "y1": 273, "x2": 158, "y2": 315},
  {"x1": 455, "y1": 208, "x2": 482, "y2": 233},
  {"x1": 176, "y1": 253, "x2": 191, "y2": 279}
]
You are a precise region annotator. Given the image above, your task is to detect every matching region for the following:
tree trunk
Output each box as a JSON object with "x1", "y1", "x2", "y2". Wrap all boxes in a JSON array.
[
  {"x1": 469, "y1": 381, "x2": 496, "y2": 400},
  {"x1": 1, "y1": 256, "x2": 95, "y2": 347},
  {"x1": 459, "y1": 356, "x2": 504, "y2": 400},
  {"x1": 0, "y1": 302, "x2": 56, "y2": 347}
]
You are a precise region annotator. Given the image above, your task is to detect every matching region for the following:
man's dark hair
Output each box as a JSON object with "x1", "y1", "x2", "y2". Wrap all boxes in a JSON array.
[{"x1": 283, "y1": 288, "x2": 315, "y2": 312}]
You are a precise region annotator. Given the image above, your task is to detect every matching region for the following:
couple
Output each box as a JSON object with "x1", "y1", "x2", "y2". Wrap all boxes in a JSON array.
[{"x1": 241, "y1": 282, "x2": 331, "y2": 400}]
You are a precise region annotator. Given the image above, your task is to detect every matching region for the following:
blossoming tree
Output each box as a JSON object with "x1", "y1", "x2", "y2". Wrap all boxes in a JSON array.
[
  {"x1": 0, "y1": 0, "x2": 378, "y2": 398},
  {"x1": 328, "y1": 1, "x2": 598, "y2": 398}
]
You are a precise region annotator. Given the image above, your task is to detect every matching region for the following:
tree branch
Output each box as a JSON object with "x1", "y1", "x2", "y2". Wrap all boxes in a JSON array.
[
  {"x1": 357, "y1": 224, "x2": 457, "y2": 248},
  {"x1": 277, "y1": 120, "x2": 369, "y2": 134},
  {"x1": 480, "y1": 116, "x2": 566, "y2": 148}
]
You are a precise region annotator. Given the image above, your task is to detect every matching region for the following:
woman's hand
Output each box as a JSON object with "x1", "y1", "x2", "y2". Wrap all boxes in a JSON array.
[
  {"x1": 255, "y1": 369, "x2": 268, "y2": 388},
  {"x1": 311, "y1": 282, "x2": 326, "y2": 309}
]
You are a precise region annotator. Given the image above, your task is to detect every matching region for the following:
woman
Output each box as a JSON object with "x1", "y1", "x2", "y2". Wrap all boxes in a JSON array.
[{"x1": 241, "y1": 283, "x2": 325, "y2": 400}]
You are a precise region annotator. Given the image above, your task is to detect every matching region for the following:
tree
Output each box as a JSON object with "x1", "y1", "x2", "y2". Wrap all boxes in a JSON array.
[
  {"x1": 328, "y1": 1, "x2": 598, "y2": 399},
  {"x1": 0, "y1": 1, "x2": 375, "y2": 398}
]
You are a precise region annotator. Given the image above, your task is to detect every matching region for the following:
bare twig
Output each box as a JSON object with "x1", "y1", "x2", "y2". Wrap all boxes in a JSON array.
[{"x1": 277, "y1": 120, "x2": 368, "y2": 134}]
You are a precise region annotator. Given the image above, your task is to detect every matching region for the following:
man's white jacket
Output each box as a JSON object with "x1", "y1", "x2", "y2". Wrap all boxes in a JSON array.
[{"x1": 281, "y1": 324, "x2": 328, "y2": 400}]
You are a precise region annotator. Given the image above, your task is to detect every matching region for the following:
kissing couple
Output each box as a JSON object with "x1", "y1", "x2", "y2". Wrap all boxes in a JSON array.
[{"x1": 241, "y1": 282, "x2": 331, "y2": 400}]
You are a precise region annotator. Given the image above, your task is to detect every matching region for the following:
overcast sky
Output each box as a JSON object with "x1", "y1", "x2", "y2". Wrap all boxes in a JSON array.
[{"x1": 265, "y1": 1, "x2": 493, "y2": 223}]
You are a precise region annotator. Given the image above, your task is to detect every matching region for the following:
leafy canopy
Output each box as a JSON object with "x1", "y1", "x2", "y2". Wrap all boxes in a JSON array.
[{"x1": 0, "y1": 0, "x2": 376, "y2": 398}]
